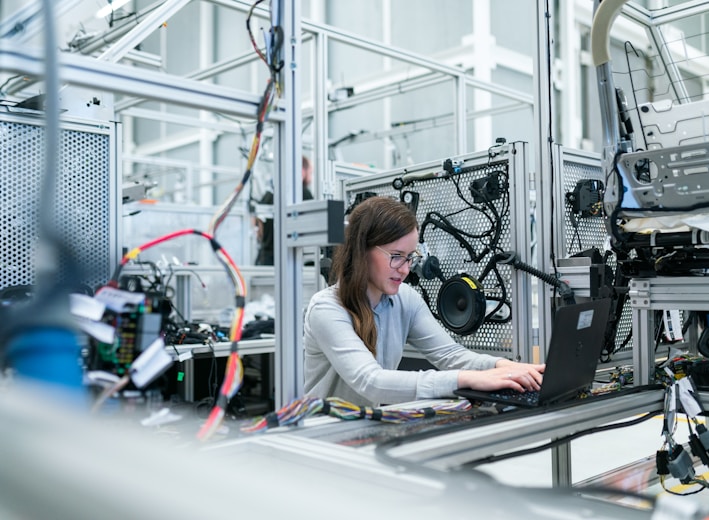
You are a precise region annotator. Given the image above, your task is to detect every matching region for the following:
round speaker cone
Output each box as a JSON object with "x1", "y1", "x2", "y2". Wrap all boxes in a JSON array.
[{"x1": 437, "y1": 274, "x2": 486, "y2": 335}]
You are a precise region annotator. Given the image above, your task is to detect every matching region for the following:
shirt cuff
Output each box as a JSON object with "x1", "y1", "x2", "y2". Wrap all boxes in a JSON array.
[{"x1": 416, "y1": 370, "x2": 461, "y2": 399}]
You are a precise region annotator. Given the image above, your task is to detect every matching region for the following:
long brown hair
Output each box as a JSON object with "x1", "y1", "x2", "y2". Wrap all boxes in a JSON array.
[{"x1": 331, "y1": 196, "x2": 418, "y2": 356}]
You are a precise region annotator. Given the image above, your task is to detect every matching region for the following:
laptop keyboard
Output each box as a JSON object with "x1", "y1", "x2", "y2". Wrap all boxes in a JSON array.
[{"x1": 487, "y1": 388, "x2": 541, "y2": 406}]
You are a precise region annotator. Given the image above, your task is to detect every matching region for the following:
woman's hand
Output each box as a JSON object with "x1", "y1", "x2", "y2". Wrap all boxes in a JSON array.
[{"x1": 457, "y1": 360, "x2": 545, "y2": 393}]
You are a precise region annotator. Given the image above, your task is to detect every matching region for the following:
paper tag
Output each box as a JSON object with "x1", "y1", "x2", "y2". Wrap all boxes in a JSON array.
[
  {"x1": 662, "y1": 309, "x2": 683, "y2": 342},
  {"x1": 177, "y1": 351, "x2": 193, "y2": 362},
  {"x1": 74, "y1": 316, "x2": 115, "y2": 344},
  {"x1": 69, "y1": 293, "x2": 106, "y2": 321},
  {"x1": 130, "y1": 338, "x2": 172, "y2": 389},
  {"x1": 94, "y1": 286, "x2": 145, "y2": 313},
  {"x1": 678, "y1": 377, "x2": 703, "y2": 418}
]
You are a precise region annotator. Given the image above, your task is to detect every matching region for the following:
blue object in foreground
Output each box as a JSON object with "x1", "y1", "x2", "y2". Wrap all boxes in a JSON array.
[{"x1": 6, "y1": 328, "x2": 85, "y2": 392}]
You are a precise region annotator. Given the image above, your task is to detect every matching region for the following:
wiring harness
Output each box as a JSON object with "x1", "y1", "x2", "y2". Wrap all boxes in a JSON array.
[
  {"x1": 102, "y1": 229, "x2": 247, "y2": 440},
  {"x1": 240, "y1": 397, "x2": 472, "y2": 433},
  {"x1": 656, "y1": 368, "x2": 709, "y2": 496},
  {"x1": 88, "y1": 0, "x2": 285, "y2": 441},
  {"x1": 397, "y1": 150, "x2": 513, "y2": 326}
]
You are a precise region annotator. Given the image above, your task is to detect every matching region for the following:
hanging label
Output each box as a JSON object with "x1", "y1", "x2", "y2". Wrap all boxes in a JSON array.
[{"x1": 663, "y1": 309, "x2": 683, "y2": 342}]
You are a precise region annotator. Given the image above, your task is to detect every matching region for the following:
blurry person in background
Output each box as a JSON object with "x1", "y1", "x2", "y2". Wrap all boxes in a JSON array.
[{"x1": 255, "y1": 155, "x2": 313, "y2": 266}]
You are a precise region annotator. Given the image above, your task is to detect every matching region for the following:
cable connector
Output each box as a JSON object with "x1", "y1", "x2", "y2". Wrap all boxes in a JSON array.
[
  {"x1": 656, "y1": 449, "x2": 670, "y2": 476},
  {"x1": 689, "y1": 433, "x2": 709, "y2": 466},
  {"x1": 668, "y1": 445, "x2": 695, "y2": 484},
  {"x1": 442, "y1": 158, "x2": 465, "y2": 176},
  {"x1": 696, "y1": 423, "x2": 709, "y2": 450}
]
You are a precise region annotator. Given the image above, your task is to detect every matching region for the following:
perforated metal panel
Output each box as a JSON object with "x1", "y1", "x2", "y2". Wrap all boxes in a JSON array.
[
  {"x1": 552, "y1": 147, "x2": 632, "y2": 360},
  {"x1": 342, "y1": 144, "x2": 535, "y2": 360},
  {"x1": 0, "y1": 112, "x2": 118, "y2": 293},
  {"x1": 553, "y1": 148, "x2": 607, "y2": 258}
]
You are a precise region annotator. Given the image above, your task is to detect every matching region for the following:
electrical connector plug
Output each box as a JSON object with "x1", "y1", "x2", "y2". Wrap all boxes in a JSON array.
[
  {"x1": 668, "y1": 445, "x2": 696, "y2": 484},
  {"x1": 696, "y1": 423, "x2": 709, "y2": 451},
  {"x1": 656, "y1": 450, "x2": 670, "y2": 476},
  {"x1": 689, "y1": 434, "x2": 709, "y2": 466}
]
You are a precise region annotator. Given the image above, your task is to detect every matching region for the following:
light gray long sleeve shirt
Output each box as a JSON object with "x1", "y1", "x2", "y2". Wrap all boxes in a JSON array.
[{"x1": 303, "y1": 283, "x2": 502, "y2": 407}]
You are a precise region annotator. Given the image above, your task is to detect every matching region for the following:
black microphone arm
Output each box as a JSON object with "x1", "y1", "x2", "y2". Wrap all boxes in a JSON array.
[{"x1": 490, "y1": 251, "x2": 575, "y2": 305}]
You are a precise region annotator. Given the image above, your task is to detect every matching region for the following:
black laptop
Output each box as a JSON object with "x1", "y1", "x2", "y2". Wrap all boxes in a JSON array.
[{"x1": 455, "y1": 298, "x2": 612, "y2": 408}]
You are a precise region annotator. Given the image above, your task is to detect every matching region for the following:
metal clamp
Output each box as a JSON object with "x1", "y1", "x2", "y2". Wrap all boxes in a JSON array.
[
  {"x1": 628, "y1": 279, "x2": 651, "y2": 308},
  {"x1": 284, "y1": 199, "x2": 345, "y2": 248}
]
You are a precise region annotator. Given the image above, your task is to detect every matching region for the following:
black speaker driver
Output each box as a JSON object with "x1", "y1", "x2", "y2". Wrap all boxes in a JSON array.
[{"x1": 437, "y1": 274, "x2": 486, "y2": 335}]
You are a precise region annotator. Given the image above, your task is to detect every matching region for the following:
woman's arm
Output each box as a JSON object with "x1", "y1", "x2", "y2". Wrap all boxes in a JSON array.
[
  {"x1": 404, "y1": 286, "x2": 545, "y2": 392},
  {"x1": 304, "y1": 293, "x2": 460, "y2": 404}
]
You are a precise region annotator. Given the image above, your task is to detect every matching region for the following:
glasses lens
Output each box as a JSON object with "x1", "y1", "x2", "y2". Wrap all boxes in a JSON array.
[
  {"x1": 390, "y1": 254, "x2": 421, "y2": 269},
  {"x1": 390, "y1": 255, "x2": 406, "y2": 269}
]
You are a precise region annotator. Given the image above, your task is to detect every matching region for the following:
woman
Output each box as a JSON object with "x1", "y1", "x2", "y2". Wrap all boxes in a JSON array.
[{"x1": 303, "y1": 196, "x2": 544, "y2": 407}]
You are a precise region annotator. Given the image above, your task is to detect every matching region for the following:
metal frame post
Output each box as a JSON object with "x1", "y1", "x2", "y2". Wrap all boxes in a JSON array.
[{"x1": 274, "y1": 0, "x2": 304, "y2": 408}]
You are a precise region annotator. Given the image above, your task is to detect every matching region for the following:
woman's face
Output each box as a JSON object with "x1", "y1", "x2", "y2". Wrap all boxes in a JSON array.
[{"x1": 365, "y1": 228, "x2": 419, "y2": 307}]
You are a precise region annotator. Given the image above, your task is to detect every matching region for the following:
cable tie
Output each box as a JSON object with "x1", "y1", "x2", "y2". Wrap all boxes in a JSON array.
[
  {"x1": 650, "y1": 230, "x2": 659, "y2": 247},
  {"x1": 265, "y1": 411, "x2": 280, "y2": 429},
  {"x1": 371, "y1": 408, "x2": 383, "y2": 421},
  {"x1": 359, "y1": 406, "x2": 367, "y2": 418},
  {"x1": 321, "y1": 400, "x2": 330, "y2": 415},
  {"x1": 422, "y1": 407, "x2": 436, "y2": 418},
  {"x1": 216, "y1": 393, "x2": 229, "y2": 409}
]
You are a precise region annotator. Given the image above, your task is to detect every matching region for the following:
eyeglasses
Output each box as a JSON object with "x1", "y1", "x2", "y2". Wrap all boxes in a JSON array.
[{"x1": 375, "y1": 245, "x2": 423, "y2": 269}]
